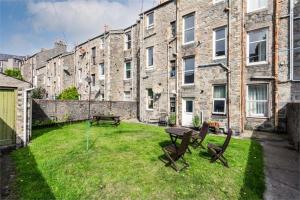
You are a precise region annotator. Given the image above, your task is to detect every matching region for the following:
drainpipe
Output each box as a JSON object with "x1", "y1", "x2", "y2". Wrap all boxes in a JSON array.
[
  {"x1": 23, "y1": 87, "x2": 34, "y2": 146},
  {"x1": 240, "y1": 0, "x2": 245, "y2": 133},
  {"x1": 273, "y1": 0, "x2": 280, "y2": 131},
  {"x1": 175, "y1": 0, "x2": 179, "y2": 126},
  {"x1": 225, "y1": 0, "x2": 231, "y2": 131},
  {"x1": 290, "y1": 0, "x2": 294, "y2": 80}
]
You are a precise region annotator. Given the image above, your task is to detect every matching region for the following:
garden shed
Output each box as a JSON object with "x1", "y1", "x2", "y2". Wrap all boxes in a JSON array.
[{"x1": 0, "y1": 73, "x2": 33, "y2": 148}]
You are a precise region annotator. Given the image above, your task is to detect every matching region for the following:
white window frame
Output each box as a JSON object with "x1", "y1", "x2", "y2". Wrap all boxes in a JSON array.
[
  {"x1": 183, "y1": 56, "x2": 195, "y2": 85},
  {"x1": 183, "y1": 13, "x2": 195, "y2": 45},
  {"x1": 123, "y1": 91, "x2": 131, "y2": 101},
  {"x1": 212, "y1": 84, "x2": 227, "y2": 115},
  {"x1": 78, "y1": 68, "x2": 82, "y2": 83},
  {"x1": 247, "y1": 28, "x2": 268, "y2": 66},
  {"x1": 99, "y1": 63, "x2": 105, "y2": 80},
  {"x1": 146, "y1": 46, "x2": 154, "y2": 69},
  {"x1": 146, "y1": 88, "x2": 154, "y2": 110},
  {"x1": 246, "y1": 84, "x2": 269, "y2": 118},
  {"x1": 147, "y1": 12, "x2": 154, "y2": 29},
  {"x1": 124, "y1": 31, "x2": 132, "y2": 50},
  {"x1": 247, "y1": 0, "x2": 268, "y2": 13},
  {"x1": 184, "y1": 99, "x2": 194, "y2": 114},
  {"x1": 213, "y1": 26, "x2": 227, "y2": 60},
  {"x1": 124, "y1": 61, "x2": 132, "y2": 80}
]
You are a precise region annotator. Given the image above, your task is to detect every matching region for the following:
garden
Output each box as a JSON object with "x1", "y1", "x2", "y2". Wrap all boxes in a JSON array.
[{"x1": 10, "y1": 122, "x2": 264, "y2": 199}]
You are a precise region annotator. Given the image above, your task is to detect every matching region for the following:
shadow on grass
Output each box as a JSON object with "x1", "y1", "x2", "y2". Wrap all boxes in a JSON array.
[
  {"x1": 239, "y1": 136, "x2": 265, "y2": 200},
  {"x1": 11, "y1": 147, "x2": 56, "y2": 199},
  {"x1": 31, "y1": 125, "x2": 63, "y2": 140}
]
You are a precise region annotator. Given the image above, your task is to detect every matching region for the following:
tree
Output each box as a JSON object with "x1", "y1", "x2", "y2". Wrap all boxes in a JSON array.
[
  {"x1": 4, "y1": 68, "x2": 23, "y2": 80},
  {"x1": 57, "y1": 87, "x2": 79, "y2": 100},
  {"x1": 32, "y1": 87, "x2": 47, "y2": 99}
]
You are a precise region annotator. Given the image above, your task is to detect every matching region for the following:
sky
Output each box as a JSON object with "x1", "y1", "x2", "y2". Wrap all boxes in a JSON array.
[{"x1": 0, "y1": 0, "x2": 155, "y2": 56}]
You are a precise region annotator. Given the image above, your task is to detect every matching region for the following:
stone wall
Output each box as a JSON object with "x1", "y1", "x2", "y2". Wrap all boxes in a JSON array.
[
  {"x1": 286, "y1": 103, "x2": 300, "y2": 152},
  {"x1": 32, "y1": 99, "x2": 138, "y2": 123}
]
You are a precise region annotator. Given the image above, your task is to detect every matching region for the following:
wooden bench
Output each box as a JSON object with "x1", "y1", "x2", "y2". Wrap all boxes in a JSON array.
[{"x1": 92, "y1": 115, "x2": 121, "y2": 126}]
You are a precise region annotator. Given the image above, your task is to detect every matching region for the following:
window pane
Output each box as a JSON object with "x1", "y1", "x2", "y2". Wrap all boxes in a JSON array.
[
  {"x1": 214, "y1": 85, "x2": 226, "y2": 98},
  {"x1": 184, "y1": 14, "x2": 194, "y2": 30},
  {"x1": 249, "y1": 41, "x2": 266, "y2": 63},
  {"x1": 184, "y1": 57, "x2": 195, "y2": 71},
  {"x1": 147, "y1": 47, "x2": 153, "y2": 66},
  {"x1": 126, "y1": 71, "x2": 131, "y2": 79},
  {"x1": 184, "y1": 72, "x2": 194, "y2": 84},
  {"x1": 214, "y1": 100, "x2": 225, "y2": 113},
  {"x1": 216, "y1": 40, "x2": 226, "y2": 56},
  {"x1": 126, "y1": 62, "x2": 131, "y2": 70},
  {"x1": 186, "y1": 101, "x2": 193, "y2": 113},
  {"x1": 185, "y1": 29, "x2": 194, "y2": 43},
  {"x1": 249, "y1": 30, "x2": 267, "y2": 43},
  {"x1": 148, "y1": 13, "x2": 154, "y2": 25},
  {"x1": 215, "y1": 28, "x2": 225, "y2": 40}
]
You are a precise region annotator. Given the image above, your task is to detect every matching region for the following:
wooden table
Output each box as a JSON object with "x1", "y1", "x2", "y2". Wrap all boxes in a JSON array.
[
  {"x1": 92, "y1": 115, "x2": 121, "y2": 126},
  {"x1": 165, "y1": 127, "x2": 195, "y2": 152}
]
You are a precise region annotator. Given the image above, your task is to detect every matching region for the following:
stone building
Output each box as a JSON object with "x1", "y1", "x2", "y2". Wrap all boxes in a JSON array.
[
  {"x1": 0, "y1": 54, "x2": 25, "y2": 73},
  {"x1": 21, "y1": 41, "x2": 67, "y2": 87},
  {"x1": 40, "y1": 52, "x2": 75, "y2": 99},
  {"x1": 74, "y1": 26, "x2": 139, "y2": 102},
  {"x1": 137, "y1": 0, "x2": 299, "y2": 133},
  {"x1": 138, "y1": 0, "x2": 177, "y2": 123}
]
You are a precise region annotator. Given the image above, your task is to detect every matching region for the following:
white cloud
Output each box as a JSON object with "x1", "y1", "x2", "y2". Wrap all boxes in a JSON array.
[{"x1": 27, "y1": 0, "x2": 154, "y2": 48}]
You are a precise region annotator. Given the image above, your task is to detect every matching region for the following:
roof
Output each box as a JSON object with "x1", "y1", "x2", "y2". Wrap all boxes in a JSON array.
[
  {"x1": 76, "y1": 29, "x2": 125, "y2": 48},
  {"x1": 0, "y1": 53, "x2": 26, "y2": 61},
  {"x1": 0, "y1": 72, "x2": 32, "y2": 87},
  {"x1": 139, "y1": 0, "x2": 173, "y2": 15},
  {"x1": 46, "y1": 52, "x2": 74, "y2": 62}
]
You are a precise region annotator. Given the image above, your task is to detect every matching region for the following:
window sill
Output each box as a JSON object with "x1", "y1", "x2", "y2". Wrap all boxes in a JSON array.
[
  {"x1": 212, "y1": 112, "x2": 226, "y2": 116},
  {"x1": 182, "y1": 84, "x2": 195, "y2": 88},
  {"x1": 247, "y1": 7, "x2": 268, "y2": 14},
  {"x1": 182, "y1": 41, "x2": 195, "y2": 46},
  {"x1": 246, "y1": 116, "x2": 269, "y2": 119},
  {"x1": 145, "y1": 67, "x2": 155, "y2": 72},
  {"x1": 146, "y1": 109, "x2": 154, "y2": 112},
  {"x1": 213, "y1": 56, "x2": 226, "y2": 60},
  {"x1": 246, "y1": 61, "x2": 268, "y2": 67},
  {"x1": 123, "y1": 79, "x2": 132, "y2": 82},
  {"x1": 146, "y1": 26, "x2": 154, "y2": 30}
]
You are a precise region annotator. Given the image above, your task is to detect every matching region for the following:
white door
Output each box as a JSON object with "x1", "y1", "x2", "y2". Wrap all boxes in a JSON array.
[{"x1": 182, "y1": 98, "x2": 194, "y2": 127}]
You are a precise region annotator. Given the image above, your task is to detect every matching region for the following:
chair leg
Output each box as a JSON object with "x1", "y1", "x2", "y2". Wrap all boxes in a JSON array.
[
  {"x1": 219, "y1": 154, "x2": 229, "y2": 167},
  {"x1": 163, "y1": 148, "x2": 179, "y2": 172}
]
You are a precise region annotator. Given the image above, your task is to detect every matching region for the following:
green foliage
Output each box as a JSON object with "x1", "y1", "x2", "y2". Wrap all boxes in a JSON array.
[
  {"x1": 192, "y1": 115, "x2": 201, "y2": 128},
  {"x1": 11, "y1": 122, "x2": 265, "y2": 199},
  {"x1": 57, "y1": 87, "x2": 79, "y2": 100},
  {"x1": 168, "y1": 113, "x2": 176, "y2": 125},
  {"x1": 32, "y1": 87, "x2": 46, "y2": 99},
  {"x1": 4, "y1": 68, "x2": 23, "y2": 80}
]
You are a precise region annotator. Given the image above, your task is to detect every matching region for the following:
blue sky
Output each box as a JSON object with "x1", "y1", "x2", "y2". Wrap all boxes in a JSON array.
[{"x1": 0, "y1": 0, "x2": 154, "y2": 56}]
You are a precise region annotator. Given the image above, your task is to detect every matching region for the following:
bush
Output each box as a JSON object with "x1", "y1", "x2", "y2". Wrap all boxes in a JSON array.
[
  {"x1": 32, "y1": 87, "x2": 47, "y2": 99},
  {"x1": 168, "y1": 113, "x2": 176, "y2": 125},
  {"x1": 192, "y1": 115, "x2": 201, "y2": 129},
  {"x1": 57, "y1": 87, "x2": 79, "y2": 100},
  {"x1": 4, "y1": 68, "x2": 23, "y2": 80}
]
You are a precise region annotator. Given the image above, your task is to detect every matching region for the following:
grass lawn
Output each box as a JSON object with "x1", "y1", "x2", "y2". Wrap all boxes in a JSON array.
[{"x1": 10, "y1": 122, "x2": 265, "y2": 200}]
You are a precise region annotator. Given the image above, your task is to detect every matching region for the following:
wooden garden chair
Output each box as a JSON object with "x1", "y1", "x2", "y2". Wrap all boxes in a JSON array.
[
  {"x1": 162, "y1": 130, "x2": 192, "y2": 172},
  {"x1": 190, "y1": 122, "x2": 209, "y2": 149},
  {"x1": 207, "y1": 129, "x2": 232, "y2": 167}
]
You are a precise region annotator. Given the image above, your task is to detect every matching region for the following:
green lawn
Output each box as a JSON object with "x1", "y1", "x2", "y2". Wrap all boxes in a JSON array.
[{"x1": 11, "y1": 122, "x2": 264, "y2": 200}]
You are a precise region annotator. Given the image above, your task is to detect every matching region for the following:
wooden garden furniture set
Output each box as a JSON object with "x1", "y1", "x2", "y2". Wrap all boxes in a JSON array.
[{"x1": 162, "y1": 122, "x2": 232, "y2": 172}]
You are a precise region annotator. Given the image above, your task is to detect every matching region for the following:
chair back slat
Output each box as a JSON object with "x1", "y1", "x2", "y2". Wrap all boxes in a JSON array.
[
  {"x1": 178, "y1": 131, "x2": 192, "y2": 155},
  {"x1": 221, "y1": 129, "x2": 232, "y2": 153},
  {"x1": 199, "y1": 122, "x2": 209, "y2": 139}
]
